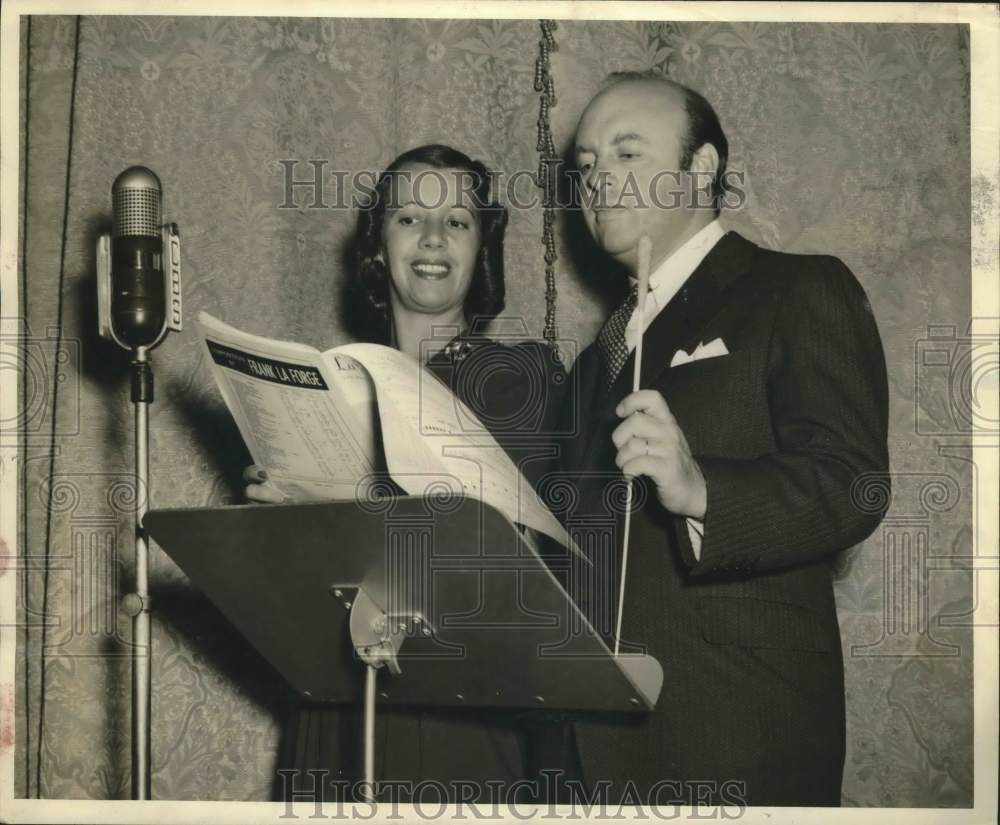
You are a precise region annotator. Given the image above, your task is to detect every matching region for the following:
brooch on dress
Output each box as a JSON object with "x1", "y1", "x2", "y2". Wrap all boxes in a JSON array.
[{"x1": 440, "y1": 338, "x2": 474, "y2": 362}]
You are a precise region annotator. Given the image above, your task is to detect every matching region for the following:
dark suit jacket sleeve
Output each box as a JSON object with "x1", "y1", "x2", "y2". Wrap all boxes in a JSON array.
[{"x1": 675, "y1": 256, "x2": 890, "y2": 577}]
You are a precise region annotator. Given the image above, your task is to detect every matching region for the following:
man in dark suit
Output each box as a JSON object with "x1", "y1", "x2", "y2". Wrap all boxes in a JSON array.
[{"x1": 551, "y1": 73, "x2": 889, "y2": 807}]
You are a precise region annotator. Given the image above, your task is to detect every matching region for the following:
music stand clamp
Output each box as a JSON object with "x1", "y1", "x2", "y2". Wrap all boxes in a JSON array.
[{"x1": 330, "y1": 584, "x2": 427, "y2": 675}]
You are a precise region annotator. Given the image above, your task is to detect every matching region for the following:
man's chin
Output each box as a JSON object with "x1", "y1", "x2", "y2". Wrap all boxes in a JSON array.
[
  {"x1": 592, "y1": 227, "x2": 631, "y2": 252},
  {"x1": 597, "y1": 237, "x2": 639, "y2": 269}
]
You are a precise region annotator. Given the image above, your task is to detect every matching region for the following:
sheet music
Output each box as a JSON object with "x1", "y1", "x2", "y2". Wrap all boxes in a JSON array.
[
  {"x1": 335, "y1": 343, "x2": 578, "y2": 553},
  {"x1": 196, "y1": 313, "x2": 378, "y2": 500},
  {"x1": 196, "y1": 313, "x2": 577, "y2": 553}
]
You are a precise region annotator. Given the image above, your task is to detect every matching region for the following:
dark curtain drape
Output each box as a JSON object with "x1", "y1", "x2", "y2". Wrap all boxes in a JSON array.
[{"x1": 16, "y1": 15, "x2": 973, "y2": 804}]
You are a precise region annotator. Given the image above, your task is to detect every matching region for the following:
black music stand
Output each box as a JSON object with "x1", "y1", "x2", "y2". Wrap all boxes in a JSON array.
[{"x1": 144, "y1": 496, "x2": 663, "y2": 792}]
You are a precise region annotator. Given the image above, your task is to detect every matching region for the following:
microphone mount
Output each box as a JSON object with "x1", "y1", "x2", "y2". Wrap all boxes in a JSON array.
[{"x1": 97, "y1": 221, "x2": 182, "y2": 354}]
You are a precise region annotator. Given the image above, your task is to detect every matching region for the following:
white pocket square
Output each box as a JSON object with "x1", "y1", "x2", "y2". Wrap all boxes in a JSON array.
[{"x1": 670, "y1": 338, "x2": 730, "y2": 367}]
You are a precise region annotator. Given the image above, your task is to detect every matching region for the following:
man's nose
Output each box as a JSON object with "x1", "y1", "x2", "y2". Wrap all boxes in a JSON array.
[
  {"x1": 585, "y1": 164, "x2": 616, "y2": 205},
  {"x1": 585, "y1": 165, "x2": 606, "y2": 191}
]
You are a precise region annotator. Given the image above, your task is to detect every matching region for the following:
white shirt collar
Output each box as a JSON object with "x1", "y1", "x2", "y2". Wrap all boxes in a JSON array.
[
  {"x1": 647, "y1": 219, "x2": 726, "y2": 300},
  {"x1": 625, "y1": 219, "x2": 726, "y2": 352}
]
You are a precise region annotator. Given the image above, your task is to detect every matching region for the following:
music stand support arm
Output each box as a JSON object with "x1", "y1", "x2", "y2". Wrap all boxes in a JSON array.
[{"x1": 363, "y1": 664, "x2": 377, "y2": 796}]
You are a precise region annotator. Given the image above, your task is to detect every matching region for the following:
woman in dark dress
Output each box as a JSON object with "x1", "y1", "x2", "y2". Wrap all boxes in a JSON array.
[{"x1": 246, "y1": 144, "x2": 565, "y2": 803}]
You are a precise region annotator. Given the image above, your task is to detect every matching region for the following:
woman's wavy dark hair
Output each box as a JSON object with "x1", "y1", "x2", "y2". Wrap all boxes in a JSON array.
[{"x1": 347, "y1": 144, "x2": 508, "y2": 345}]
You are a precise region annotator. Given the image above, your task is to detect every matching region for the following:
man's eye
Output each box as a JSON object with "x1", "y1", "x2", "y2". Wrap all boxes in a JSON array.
[
  {"x1": 447, "y1": 218, "x2": 470, "y2": 229},
  {"x1": 397, "y1": 215, "x2": 417, "y2": 225},
  {"x1": 619, "y1": 152, "x2": 638, "y2": 160}
]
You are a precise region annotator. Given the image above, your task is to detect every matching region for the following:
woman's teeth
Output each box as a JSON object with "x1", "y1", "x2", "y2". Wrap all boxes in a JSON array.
[{"x1": 412, "y1": 263, "x2": 450, "y2": 277}]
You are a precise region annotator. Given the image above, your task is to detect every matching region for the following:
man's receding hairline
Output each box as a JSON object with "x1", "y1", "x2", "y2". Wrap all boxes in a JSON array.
[
  {"x1": 577, "y1": 76, "x2": 690, "y2": 150},
  {"x1": 580, "y1": 77, "x2": 690, "y2": 133},
  {"x1": 597, "y1": 75, "x2": 687, "y2": 110}
]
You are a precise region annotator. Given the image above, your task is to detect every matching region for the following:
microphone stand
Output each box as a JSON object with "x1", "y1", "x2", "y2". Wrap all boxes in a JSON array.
[
  {"x1": 110, "y1": 347, "x2": 155, "y2": 800},
  {"x1": 126, "y1": 346, "x2": 153, "y2": 800}
]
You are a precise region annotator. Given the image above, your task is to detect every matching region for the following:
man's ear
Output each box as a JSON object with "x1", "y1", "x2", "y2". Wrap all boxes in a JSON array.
[
  {"x1": 688, "y1": 143, "x2": 720, "y2": 207},
  {"x1": 690, "y1": 142, "x2": 720, "y2": 178}
]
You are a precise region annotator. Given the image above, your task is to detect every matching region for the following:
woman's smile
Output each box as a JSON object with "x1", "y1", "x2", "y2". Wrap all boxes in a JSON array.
[{"x1": 411, "y1": 259, "x2": 452, "y2": 279}]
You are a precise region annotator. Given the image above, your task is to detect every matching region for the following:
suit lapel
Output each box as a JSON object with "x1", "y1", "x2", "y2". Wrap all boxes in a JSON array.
[
  {"x1": 637, "y1": 231, "x2": 755, "y2": 389},
  {"x1": 578, "y1": 232, "x2": 757, "y2": 470}
]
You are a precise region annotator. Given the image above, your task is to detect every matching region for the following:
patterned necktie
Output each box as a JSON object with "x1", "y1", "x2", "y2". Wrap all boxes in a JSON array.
[{"x1": 596, "y1": 283, "x2": 639, "y2": 394}]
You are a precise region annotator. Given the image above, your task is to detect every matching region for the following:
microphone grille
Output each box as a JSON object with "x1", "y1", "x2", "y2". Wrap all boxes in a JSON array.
[
  {"x1": 113, "y1": 186, "x2": 161, "y2": 237},
  {"x1": 111, "y1": 166, "x2": 162, "y2": 238}
]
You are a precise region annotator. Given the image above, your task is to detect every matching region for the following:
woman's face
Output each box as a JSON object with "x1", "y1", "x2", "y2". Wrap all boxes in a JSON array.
[{"x1": 382, "y1": 164, "x2": 482, "y2": 322}]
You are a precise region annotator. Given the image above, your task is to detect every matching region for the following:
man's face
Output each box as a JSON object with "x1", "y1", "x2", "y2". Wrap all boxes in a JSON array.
[{"x1": 574, "y1": 81, "x2": 697, "y2": 274}]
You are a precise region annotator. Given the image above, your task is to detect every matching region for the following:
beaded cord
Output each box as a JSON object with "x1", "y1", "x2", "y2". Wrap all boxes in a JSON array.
[{"x1": 534, "y1": 19, "x2": 561, "y2": 358}]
